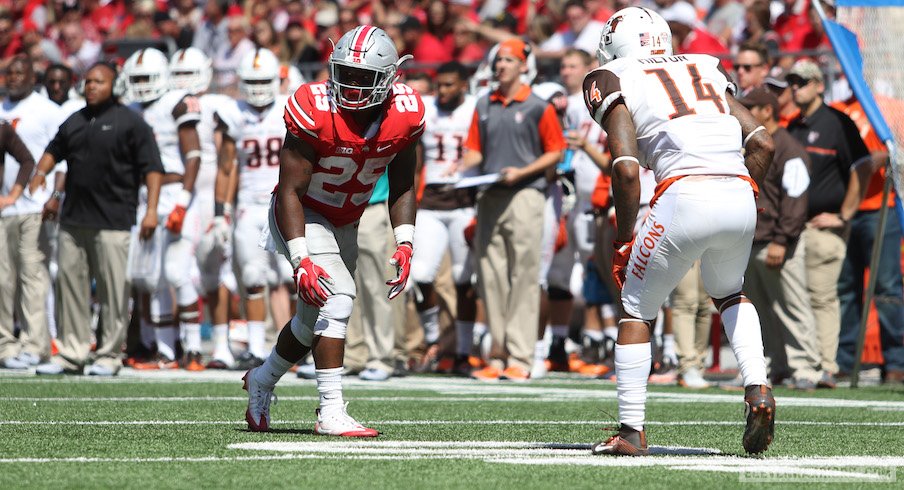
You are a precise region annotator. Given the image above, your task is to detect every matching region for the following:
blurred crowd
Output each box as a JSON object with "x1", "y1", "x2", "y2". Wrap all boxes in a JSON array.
[{"x1": 0, "y1": 0, "x2": 901, "y2": 388}]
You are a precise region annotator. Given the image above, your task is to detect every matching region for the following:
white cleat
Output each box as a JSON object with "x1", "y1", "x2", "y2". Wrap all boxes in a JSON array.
[
  {"x1": 678, "y1": 367, "x2": 711, "y2": 389},
  {"x1": 314, "y1": 402, "x2": 379, "y2": 437},
  {"x1": 242, "y1": 368, "x2": 276, "y2": 432}
]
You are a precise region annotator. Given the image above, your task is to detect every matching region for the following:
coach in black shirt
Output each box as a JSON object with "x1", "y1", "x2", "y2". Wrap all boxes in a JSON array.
[
  {"x1": 28, "y1": 62, "x2": 163, "y2": 376},
  {"x1": 786, "y1": 60, "x2": 871, "y2": 387}
]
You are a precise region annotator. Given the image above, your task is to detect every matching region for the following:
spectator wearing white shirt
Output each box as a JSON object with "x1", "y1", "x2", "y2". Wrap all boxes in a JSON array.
[
  {"x1": 212, "y1": 15, "x2": 255, "y2": 93},
  {"x1": 537, "y1": 1, "x2": 606, "y2": 60}
]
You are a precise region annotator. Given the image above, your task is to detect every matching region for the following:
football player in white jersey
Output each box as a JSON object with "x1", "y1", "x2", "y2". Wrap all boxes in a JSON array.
[
  {"x1": 170, "y1": 47, "x2": 239, "y2": 369},
  {"x1": 583, "y1": 8, "x2": 775, "y2": 455},
  {"x1": 214, "y1": 48, "x2": 295, "y2": 370},
  {"x1": 412, "y1": 61, "x2": 478, "y2": 376},
  {"x1": 124, "y1": 48, "x2": 205, "y2": 370}
]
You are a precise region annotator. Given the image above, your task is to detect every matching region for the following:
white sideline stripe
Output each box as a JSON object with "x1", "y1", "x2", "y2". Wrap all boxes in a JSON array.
[
  {"x1": 5, "y1": 394, "x2": 904, "y2": 411},
  {"x1": 2, "y1": 419, "x2": 904, "y2": 427}
]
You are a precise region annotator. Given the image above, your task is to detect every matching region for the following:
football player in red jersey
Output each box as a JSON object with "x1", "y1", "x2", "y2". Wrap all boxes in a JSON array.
[{"x1": 242, "y1": 25, "x2": 424, "y2": 437}]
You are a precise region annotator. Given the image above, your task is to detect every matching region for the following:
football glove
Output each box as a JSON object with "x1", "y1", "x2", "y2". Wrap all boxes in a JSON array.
[
  {"x1": 386, "y1": 242, "x2": 413, "y2": 300},
  {"x1": 294, "y1": 257, "x2": 333, "y2": 307},
  {"x1": 612, "y1": 240, "x2": 633, "y2": 290},
  {"x1": 166, "y1": 190, "x2": 192, "y2": 234}
]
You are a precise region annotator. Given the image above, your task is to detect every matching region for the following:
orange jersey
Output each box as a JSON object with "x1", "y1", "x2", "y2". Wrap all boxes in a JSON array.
[{"x1": 284, "y1": 81, "x2": 426, "y2": 226}]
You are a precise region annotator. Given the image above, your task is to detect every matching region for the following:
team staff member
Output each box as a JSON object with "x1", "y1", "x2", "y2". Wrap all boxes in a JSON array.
[
  {"x1": 29, "y1": 62, "x2": 164, "y2": 376},
  {"x1": 456, "y1": 38, "x2": 566, "y2": 381},
  {"x1": 739, "y1": 87, "x2": 821, "y2": 389},
  {"x1": 786, "y1": 59, "x2": 872, "y2": 388}
]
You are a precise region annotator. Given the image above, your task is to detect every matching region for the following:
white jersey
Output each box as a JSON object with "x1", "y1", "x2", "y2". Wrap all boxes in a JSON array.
[
  {"x1": 195, "y1": 93, "x2": 231, "y2": 199},
  {"x1": 0, "y1": 92, "x2": 65, "y2": 216},
  {"x1": 586, "y1": 54, "x2": 747, "y2": 182},
  {"x1": 59, "y1": 97, "x2": 85, "y2": 118},
  {"x1": 216, "y1": 95, "x2": 288, "y2": 207},
  {"x1": 130, "y1": 90, "x2": 201, "y2": 174},
  {"x1": 421, "y1": 95, "x2": 477, "y2": 185},
  {"x1": 565, "y1": 92, "x2": 604, "y2": 200}
]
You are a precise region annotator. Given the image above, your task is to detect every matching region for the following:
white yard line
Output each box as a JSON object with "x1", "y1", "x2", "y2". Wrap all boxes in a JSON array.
[{"x1": 1, "y1": 419, "x2": 904, "y2": 427}]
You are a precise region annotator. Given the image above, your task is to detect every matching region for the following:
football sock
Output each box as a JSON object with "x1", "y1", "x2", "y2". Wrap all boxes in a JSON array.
[
  {"x1": 46, "y1": 290, "x2": 57, "y2": 339},
  {"x1": 247, "y1": 321, "x2": 267, "y2": 359},
  {"x1": 212, "y1": 323, "x2": 232, "y2": 359},
  {"x1": 584, "y1": 329, "x2": 604, "y2": 342},
  {"x1": 455, "y1": 320, "x2": 474, "y2": 357},
  {"x1": 604, "y1": 326, "x2": 619, "y2": 342},
  {"x1": 140, "y1": 318, "x2": 156, "y2": 350},
  {"x1": 316, "y1": 367, "x2": 344, "y2": 412},
  {"x1": 155, "y1": 326, "x2": 178, "y2": 361},
  {"x1": 721, "y1": 302, "x2": 768, "y2": 387},
  {"x1": 255, "y1": 348, "x2": 294, "y2": 388},
  {"x1": 182, "y1": 322, "x2": 202, "y2": 353},
  {"x1": 616, "y1": 342, "x2": 652, "y2": 432},
  {"x1": 419, "y1": 306, "x2": 440, "y2": 344},
  {"x1": 550, "y1": 324, "x2": 569, "y2": 340}
]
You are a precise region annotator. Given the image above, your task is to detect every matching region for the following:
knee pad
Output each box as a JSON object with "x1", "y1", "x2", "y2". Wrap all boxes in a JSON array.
[
  {"x1": 290, "y1": 314, "x2": 314, "y2": 346},
  {"x1": 313, "y1": 295, "x2": 354, "y2": 339},
  {"x1": 178, "y1": 309, "x2": 200, "y2": 323},
  {"x1": 246, "y1": 286, "x2": 266, "y2": 301},
  {"x1": 548, "y1": 286, "x2": 573, "y2": 301},
  {"x1": 241, "y1": 263, "x2": 267, "y2": 291}
]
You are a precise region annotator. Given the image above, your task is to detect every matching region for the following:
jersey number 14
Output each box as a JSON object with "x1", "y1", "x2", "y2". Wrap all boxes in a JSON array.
[{"x1": 645, "y1": 64, "x2": 725, "y2": 119}]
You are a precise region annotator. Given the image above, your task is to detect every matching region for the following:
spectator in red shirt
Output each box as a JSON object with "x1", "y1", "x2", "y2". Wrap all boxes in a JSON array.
[
  {"x1": 398, "y1": 16, "x2": 451, "y2": 74},
  {"x1": 0, "y1": 11, "x2": 23, "y2": 72},
  {"x1": 775, "y1": 0, "x2": 815, "y2": 53},
  {"x1": 426, "y1": 0, "x2": 455, "y2": 54},
  {"x1": 660, "y1": 1, "x2": 732, "y2": 69},
  {"x1": 451, "y1": 19, "x2": 487, "y2": 65}
]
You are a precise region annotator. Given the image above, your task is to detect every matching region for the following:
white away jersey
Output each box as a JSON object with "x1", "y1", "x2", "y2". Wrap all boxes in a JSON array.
[
  {"x1": 421, "y1": 95, "x2": 477, "y2": 185},
  {"x1": 130, "y1": 90, "x2": 201, "y2": 174},
  {"x1": 195, "y1": 93, "x2": 231, "y2": 198},
  {"x1": 217, "y1": 95, "x2": 288, "y2": 206},
  {"x1": 584, "y1": 54, "x2": 747, "y2": 182},
  {"x1": 0, "y1": 92, "x2": 66, "y2": 216},
  {"x1": 565, "y1": 92, "x2": 605, "y2": 200}
]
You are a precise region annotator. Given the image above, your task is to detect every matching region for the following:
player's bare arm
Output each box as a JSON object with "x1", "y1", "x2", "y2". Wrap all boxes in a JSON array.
[
  {"x1": 142, "y1": 170, "x2": 163, "y2": 240},
  {"x1": 275, "y1": 132, "x2": 317, "y2": 241},
  {"x1": 838, "y1": 156, "x2": 873, "y2": 223},
  {"x1": 728, "y1": 93, "x2": 774, "y2": 185},
  {"x1": 386, "y1": 139, "x2": 419, "y2": 299},
  {"x1": 602, "y1": 103, "x2": 641, "y2": 244},
  {"x1": 213, "y1": 121, "x2": 236, "y2": 206}
]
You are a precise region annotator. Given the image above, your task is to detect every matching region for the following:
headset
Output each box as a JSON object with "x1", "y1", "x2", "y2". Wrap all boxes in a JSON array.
[{"x1": 76, "y1": 61, "x2": 126, "y2": 99}]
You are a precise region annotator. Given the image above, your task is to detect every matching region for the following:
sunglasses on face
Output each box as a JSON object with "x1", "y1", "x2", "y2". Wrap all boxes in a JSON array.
[
  {"x1": 787, "y1": 76, "x2": 812, "y2": 88},
  {"x1": 736, "y1": 63, "x2": 764, "y2": 72}
]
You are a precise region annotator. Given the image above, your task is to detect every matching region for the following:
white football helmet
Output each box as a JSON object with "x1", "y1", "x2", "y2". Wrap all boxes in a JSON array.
[
  {"x1": 598, "y1": 7, "x2": 672, "y2": 65},
  {"x1": 328, "y1": 25, "x2": 411, "y2": 110},
  {"x1": 238, "y1": 48, "x2": 280, "y2": 107},
  {"x1": 469, "y1": 41, "x2": 537, "y2": 96},
  {"x1": 123, "y1": 48, "x2": 170, "y2": 103},
  {"x1": 169, "y1": 47, "x2": 212, "y2": 95}
]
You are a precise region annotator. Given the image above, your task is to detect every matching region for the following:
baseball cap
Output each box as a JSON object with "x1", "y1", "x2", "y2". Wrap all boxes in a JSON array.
[
  {"x1": 497, "y1": 38, "x2": 528, "y2": 62},
  {"x1": 787, "y1": 59, "x2": 824, "y2": 85},
  {"x1": 764, "y1": 65, "x2": 788, "y2": 90},
  {"x1": 737, "y1": 86, "x2": 779, "y2": 115}
]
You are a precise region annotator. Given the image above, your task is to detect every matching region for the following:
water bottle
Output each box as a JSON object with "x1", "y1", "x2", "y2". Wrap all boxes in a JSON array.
[{"x1": 558, "y1": 116, "x2": 575, "y2": 175}]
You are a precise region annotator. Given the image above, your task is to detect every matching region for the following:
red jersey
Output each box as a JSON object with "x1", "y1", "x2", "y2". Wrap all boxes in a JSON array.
[{"x1": 284, "y1": 81, "x2": 426, "y2": 227}]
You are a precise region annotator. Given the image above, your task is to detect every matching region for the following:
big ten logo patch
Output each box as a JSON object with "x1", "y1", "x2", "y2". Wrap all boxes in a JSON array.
[{"x1": 631, "y1": 220, "x2": 665, "y2": 281}]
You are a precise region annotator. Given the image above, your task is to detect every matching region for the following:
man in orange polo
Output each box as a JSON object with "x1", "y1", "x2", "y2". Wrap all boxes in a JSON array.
[{"x1": 455, "y1": 38, "x2": 566, "y2": 381}]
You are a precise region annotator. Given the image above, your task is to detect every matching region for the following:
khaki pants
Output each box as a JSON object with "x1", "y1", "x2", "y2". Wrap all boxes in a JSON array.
[
  {"x1": 746, "y1": 238, "x2": 821, "y2": 382},
  {"x1": 803, "y1": 225, "x2": 847, "y2": 374},
  {"x1": 0, "y1": 213, "x2": 50, "y2": 361},
  {"x1": 55, "y1": 225, "x2": 131, "y2": 371},
  {"x1": 344, "y1": 203, "x2": 404, "y2": 373},
  {"x1": 669, "y1": 262, "x2": 713, "y2": 374},
  {"x1": 475, "y1": 187, "x2": 545, "y2": 371}
]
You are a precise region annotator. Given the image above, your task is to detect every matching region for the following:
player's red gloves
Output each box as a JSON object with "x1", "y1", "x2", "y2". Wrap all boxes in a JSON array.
[
  {"x1": 612, "y1": 240, "x2": 633, "y2": 290},
  {"x1": 166, "y1": 205, "x2": 187, "y2": 234},
  {"x1": 295, "y1": 257, "x2": 333, "y2": 307},
  {"x1": 386, "y1": 242, "x2": 413, "y2": 300},
  {"x1": 166, "y1": 190, "x2": 192, "y2": 234}
]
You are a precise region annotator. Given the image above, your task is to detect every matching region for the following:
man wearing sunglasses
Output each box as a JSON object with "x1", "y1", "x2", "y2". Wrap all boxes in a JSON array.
[
  {"x1": 735, "y1": 41, "x2": 771, "y2": 97},
  {"x1": 786, "y1": 59, "x2": 873, "y2": 389}
]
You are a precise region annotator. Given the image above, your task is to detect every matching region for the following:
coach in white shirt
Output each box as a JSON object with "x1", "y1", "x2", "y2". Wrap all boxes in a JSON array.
[{"x1": 0, "y1": 55, "x2": 66, "y2": 369}]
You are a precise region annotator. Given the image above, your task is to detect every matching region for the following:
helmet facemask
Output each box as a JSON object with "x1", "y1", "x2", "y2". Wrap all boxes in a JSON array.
[
  {"x1": 128, "y1": 72, "x2": 167, "y2": 103},
  {"x1": 171, "y1": 68, "x2": 211, "y2": 95},
  {"x1": 240, "y1": 77, "x2": 279, "y2": 107},
  {"x1": 329, "y1": 59, "x2": 399, "y2": 111}
]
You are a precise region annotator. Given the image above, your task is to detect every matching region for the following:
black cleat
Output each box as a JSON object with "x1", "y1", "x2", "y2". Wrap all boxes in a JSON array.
[
  {"x1": 743, "y1": 384, "x2": 776, "y2": 454},
  {"x1": 233, "y1": 352, "x2": 265, "y2": 371}
]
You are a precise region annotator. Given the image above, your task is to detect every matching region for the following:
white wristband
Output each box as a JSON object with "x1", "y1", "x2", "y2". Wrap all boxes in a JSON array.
[
  {"x1": 287, "y1": 237, "x2": 308, "y2": 266},
  {"x1": 612, "y1": 156, "x2": 640, "y2": 165},
  {"x1": 177, "y1": 189, "x2": 192, "y2": 207},
  {"x1": 393, "y1": 224, "x2": 415, "y2": 246},
  {"x1": 743, "y1": 126, "x2": 766, "y2": 147}
]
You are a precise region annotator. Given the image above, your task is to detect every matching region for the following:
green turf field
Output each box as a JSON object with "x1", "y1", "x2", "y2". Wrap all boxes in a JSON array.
[{"x1": 1, "y1": 371, "x2": 903, "y2": 489}]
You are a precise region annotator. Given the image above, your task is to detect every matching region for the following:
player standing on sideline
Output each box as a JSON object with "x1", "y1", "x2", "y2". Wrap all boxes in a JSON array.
[
  {"x1": 124, "y1": 48, "x2": 205, "y2": 371},
  {"x1": 214, "y1": 48, "x2": 295, "y2": 371},
  {"x1": 169, "y1": 47, "x2": 239, "y2": 370},
  {"x1": 583, "y1": 7, "x2": 776, "y2": 455},
  {"x1": 242, "y1": 25, "x2": 423, "y2": 436},
  {"x1": 411, "y1": 61, "x2": 478, "y2": 376}
]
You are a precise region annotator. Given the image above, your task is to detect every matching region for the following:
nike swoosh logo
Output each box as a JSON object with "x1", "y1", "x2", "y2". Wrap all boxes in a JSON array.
[{"x1": 377, "y1": 144, "x2": 392, "y2": 152}]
